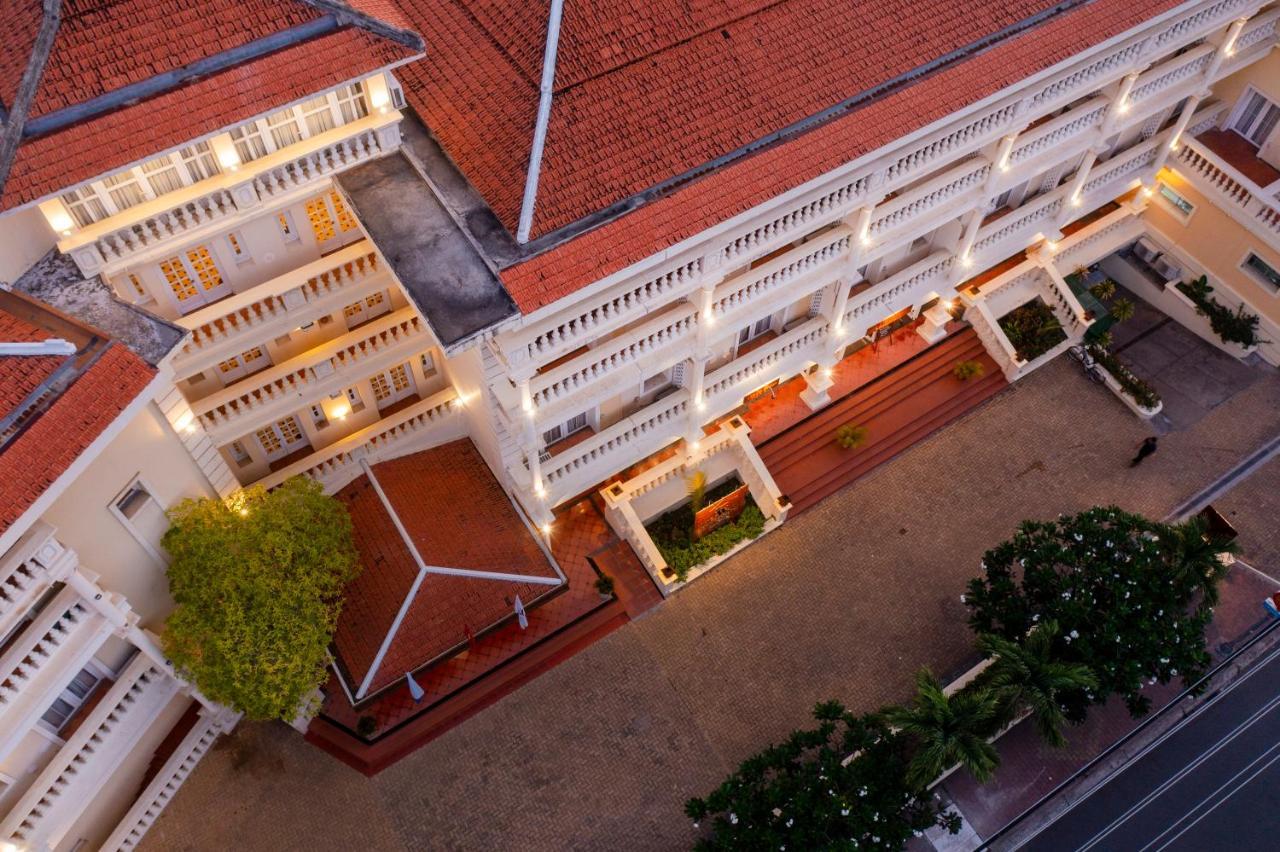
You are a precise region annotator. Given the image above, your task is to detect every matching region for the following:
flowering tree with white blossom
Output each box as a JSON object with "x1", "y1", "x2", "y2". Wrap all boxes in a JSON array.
[
  {"x1": 685, "y1": 701, "x2": 959, "y2": 850},
  {"x1": 964, "y1": 506, "x2": 1233, "y2": 719}
]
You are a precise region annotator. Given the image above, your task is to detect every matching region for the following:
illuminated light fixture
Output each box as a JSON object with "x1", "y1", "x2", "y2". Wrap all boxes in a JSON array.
[
  {"x1": 332, "y1": 403, "x2": 351, "y2": 420},
  {"x1": 822, "y1": 368, "x2": 834, "y2": 380},
  {"x1": 1116, "y1": 101, "x2": 1130, "y2": 115},
  {"x1": 239, "y1": 507, "x2": 250, "y2": 518},
  {"x1": 1070, "y1": 194, "x2": 1083, "y2": 207},
  {"x1": 540, "y1": 523, "x2": 552, "y2": 536},
  {"x1": 534, "y1": 482, "x2": 547, "y2": 498},
  {"x1": 174, "y1": 410, "x2": 196, "y2": 433},
  {"x1": 695, "y1": 396, "x2": 706, "y2": 411},
  {"x1": 702, "y1": 309, "x2": 716, "y2": 326},
  {"x1": 1141, "y1": 185, "x2": 1156, "y2": 198},
  {"x1": 960, "y1": 254, "x2": 974, "y2": 268},
  {"x1": 689, "y1": 439, "x2": 701, "y2": 452},
  {"x1": 859, "y1": 233, "x2": 873, "y2": 248},
  {"x1": 1043, "y1": 240, "x2": 1059, "y2": 255},
  {"x1": 215, "y1": 146, "x2": 241, "y2": 172}
]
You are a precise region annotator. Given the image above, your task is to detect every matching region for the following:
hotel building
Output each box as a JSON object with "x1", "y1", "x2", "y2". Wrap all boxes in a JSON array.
[{"x1": 0, "y1": 0, "x2": 1277, "y2": 845}]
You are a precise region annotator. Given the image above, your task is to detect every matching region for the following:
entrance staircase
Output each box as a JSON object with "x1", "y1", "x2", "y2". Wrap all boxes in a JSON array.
[{"x1": 757, "y1": 328, "x2": 1006, "y2": 514}]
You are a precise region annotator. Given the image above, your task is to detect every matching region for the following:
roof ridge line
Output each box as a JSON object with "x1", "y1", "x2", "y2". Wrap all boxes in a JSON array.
[
  {"x1": 0, "y1": 0, "x2": 60, "y2": 199},
  {"x1": 298, "y1": 0, "x2": 426, "y2": 51},
  {"x1": 515, "y1": 0, "x2": 567, "y2": 244}
]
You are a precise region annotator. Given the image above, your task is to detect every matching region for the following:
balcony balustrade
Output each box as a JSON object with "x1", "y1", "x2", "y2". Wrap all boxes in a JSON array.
[
  {"x1": 0, "y1": 587, "x2": 114, "y2": 768},
  {"x1": 255, "y1": 386, "x2": 464, "y2": 493},
  {"x1": 101, "y1": 712, "x2": 229, "y2": 852},
  {"x1": 60, "y1": 114, "x2": 400, "y2": 274},
  {"x1": 1175, "y1": 135, "x2": 1280, "y2": 250},
  {"x1": 502, "y1": 0, "x2": 1265, "y2": 388},
  {"x1": 0, "y1": 653, "x2": 182, "y2": 851},
  {"x1": 192, "y1": 308, "x2": 426, "y2": 442},
  {"x1": 0, "y1": 523, "x2": 76, "y2": 640},
  {"x1": 172, "y1": 241, "x2": 385, "y2": 378}
]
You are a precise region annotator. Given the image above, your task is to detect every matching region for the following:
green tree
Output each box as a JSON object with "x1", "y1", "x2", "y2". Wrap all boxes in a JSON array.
[
  {"x1": 965, "y1": 506, "x2": 1233, "y2": 719},
  {"x1": 883, "y1": 670, "x2": 1001, "y2": 789},
  {"x1": 685, "y1": 702, "x2": 958, "y2": 850},
  {"x1": 162, "y1": 477, "x2": 360, "y2": 722},
  {"x1": 976, "y1": 621, "x2": 1098, "y2": 747}
]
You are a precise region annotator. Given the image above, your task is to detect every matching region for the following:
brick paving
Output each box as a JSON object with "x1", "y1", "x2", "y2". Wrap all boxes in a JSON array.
[{"x1": 141, "y1": 358, "x2": 1280, "y2": 852}]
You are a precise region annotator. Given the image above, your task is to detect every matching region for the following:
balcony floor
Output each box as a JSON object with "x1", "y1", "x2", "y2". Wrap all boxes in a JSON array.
[{"x1": 1197, "y1": 129, "x2": 1280, "y2": 188}]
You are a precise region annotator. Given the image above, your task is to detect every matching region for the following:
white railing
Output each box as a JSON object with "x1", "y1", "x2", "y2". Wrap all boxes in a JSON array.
[
  {"x1": 0, "y1": 653, "x2": 181, "y2": 850},
  {"x1": 1175, "y1": 135, "x2": 1280, "y2": 249},
  {"x1": 0, "y1": 587, "x2": 113, "y2": 767},
  {"x1": 193, "y1": 309, "x2": 426, "y2": 439},
  {"x1": 0, "y1": 523, "x2": 74, "y2": 640},
  {"x1": 1128, "y1": 45, "x2": 1214, "y2": 110},
  {"x1": 101, "y1": 712, "x2": 225, "y2": 852},
  {"x1": 255, "y1": 386, "x2": 464, "y2": 492},
  {"x1": 62, "y1": 114, "x2": 399, "y2": 271},
  {"x1": 867, "y1": 158, "x2": 990, "y2": 240},
  {"x1": 174, "y1": 241, "x2": 384, "y2": 375},
  {"x1": 499, "y1": 0, "x2": 1266, "y2": 381}
]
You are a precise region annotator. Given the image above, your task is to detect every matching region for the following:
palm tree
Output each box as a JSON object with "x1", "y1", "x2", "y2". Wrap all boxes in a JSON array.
[
  {"x1": 1166, "y1": 515, "x2": 1235, "y2": 612},
  {"x1": 976, "y1": 621, "x2": 1098, "y2": 748},
  {"x1": 884, "y1": 669, "x2": 1001, "y2": 789}
]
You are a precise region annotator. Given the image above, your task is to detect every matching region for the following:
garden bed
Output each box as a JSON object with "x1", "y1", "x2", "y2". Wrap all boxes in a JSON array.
[
  {"x1": 1173, "y1": 276, "x2": 1262, "y2": 354},
  {"x1": 998, "y1": 298, "x2": 1067, "y2": 363},
  {"x1": 1087, "y1": 345, "x2": 1162, "y2": 419},
  {"x1": 644, "y1": 476, "x2": 767, "y2": 582}
]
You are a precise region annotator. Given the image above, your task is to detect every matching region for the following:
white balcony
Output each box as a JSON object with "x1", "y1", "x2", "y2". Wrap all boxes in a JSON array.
[
  {"x1": 100, "y1": 710, "x2": 228, "y2": 852},
  {"x1": 0, "y1": 653, "x2": 182, "y2": 851},
  {"x1": 0, "y1": 586, "x2": 114, "y2": 769},
  {"x1": 192, "y1": 307, "x2": 427, "y2": 443},
  {"x1": 59, "y1": 113, "x2": 401, "y2": 275},
  {"x1": 255, "y1": 386, "x2": 465, "y2": 493},
  {"x1": 172, "y1": 240, "x2": 386, "y2": 379},
  {"x1": 0, "y1": 523, "x2": 76, "y2": 642},
  {"x1": 1174, "y1": 135, "x2": 1280, "y2": 251}
]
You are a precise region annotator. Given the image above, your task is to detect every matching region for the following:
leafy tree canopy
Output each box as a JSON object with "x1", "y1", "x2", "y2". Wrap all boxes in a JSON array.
[
  {"x1": 685, "y1": 702, "x2": 958, "y2": 850},
  {"x1": 965, "y1": 506, "x2": 1231, "y2": 718},
  {"x1": 162, "y1": 477, "x2": 360, "y2": 722}
]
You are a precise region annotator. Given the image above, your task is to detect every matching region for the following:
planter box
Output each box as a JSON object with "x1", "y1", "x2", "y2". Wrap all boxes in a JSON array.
[
  {"x1": 1098, "y1": 366, "x2": 1163, "y2": 419},
  {"x1": 1163, "y1": 281, "x2": 1258, "y2": 359}
]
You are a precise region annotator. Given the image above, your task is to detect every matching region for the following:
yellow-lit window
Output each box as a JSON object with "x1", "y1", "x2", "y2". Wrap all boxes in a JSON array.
[
  {"x1": 186, "y1": 246, "x2": 224, "y2": 292},
  {"x1": 160, "y1": 257, "x2": 198, "y2": 303},
  {"x1": 370, "y1": 372, "x2": 392, "y2": 401},
  {"x1": 365, "y1": 292, "x2": 384, "y2": 309},
  {"x1": 217, "y1": 356, "x2": 242, "y2": 374},
  {"x1": 330, "y1": 190, "x2": 358, "y2": 232},
  {"x1": 127, "y1": 273, "x2": 147, "y2": 298},
  {"x1": 255, "y1": 425, "x2": 282, "y2": 454},
  {"x1": 277, "y1": 211, "x2": 298, "y2": 242},
  {"x1": 343, "y1": 301, "x2": 363, "y2": 319},
  {"x1": 306, "y1": 197, "x2": 335, "y2": 243},
  {"x1": 389, "y1": 363, "x2": 410, "y2": 393},
  {"x1": 277, "y1": 416, "x2": 304, "y2": 444}
]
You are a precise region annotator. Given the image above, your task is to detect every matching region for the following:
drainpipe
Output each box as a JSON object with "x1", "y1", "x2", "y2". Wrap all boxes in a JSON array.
[{"x1": 515, "y1": 0, "x2": 566, "y2": 244}]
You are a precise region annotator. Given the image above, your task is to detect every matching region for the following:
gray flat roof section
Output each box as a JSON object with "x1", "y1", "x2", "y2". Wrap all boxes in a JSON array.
[{"x1": 335, "y1": 153, "x2": 517, "y2": 351}]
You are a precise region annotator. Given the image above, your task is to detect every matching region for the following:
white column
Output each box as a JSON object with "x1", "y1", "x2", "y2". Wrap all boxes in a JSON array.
[
  {"x1": 1101, "y1": 71, "x2": 1141, "y2": 135},
  {"x1": 1148, "y1": 93, "x2": 1204, "y2": 179},
  {"x1": 949, "y1": 208, "x2": 985, "y2": 284},
  {"x1": 1059, "y1": 148, "x2": 1102, "y2": 222},
  {"x1": 1204, "y1": 17, "x2": 1249, "y2": 81}
]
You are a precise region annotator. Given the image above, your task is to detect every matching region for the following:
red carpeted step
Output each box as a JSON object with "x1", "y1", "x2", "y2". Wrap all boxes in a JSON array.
[
  {"x1": 783, "y1": 369, "x2": 1006, "y2": 513},
  {"x1": 757, "y1": 330, "x2": 983, "y2": 467},
  {"x1": 760, "y1": 331, "x2": 988, "y2": 476}
]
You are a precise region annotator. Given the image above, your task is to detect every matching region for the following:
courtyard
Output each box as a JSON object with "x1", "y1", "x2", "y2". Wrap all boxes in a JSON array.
[{"x1": 140, "y1": 354, "x2": 1280, "y2": 851}]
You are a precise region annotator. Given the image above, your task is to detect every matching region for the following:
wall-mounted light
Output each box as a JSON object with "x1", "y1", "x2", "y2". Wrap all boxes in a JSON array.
[{"x1": 174, "y1": 410, "x2": 197, "y2": 434}]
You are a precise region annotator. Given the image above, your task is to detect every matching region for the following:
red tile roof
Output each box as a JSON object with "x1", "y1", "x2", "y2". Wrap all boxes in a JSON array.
[
  {"x1": 0, "y1": 338, "x2": 155, "y2": 536},
  {"x1": 488, "y1": 0, "x2": 1186, "y2": 313},
  {"x1": 0, "y1": 311, "x2": 62, "y2": 422},
  {"x1": 333, "y1": 440, "x2": 562, "y2": 697},
  {"x1": 0, "y1": 0, "x2": 422, "y2": 210}
]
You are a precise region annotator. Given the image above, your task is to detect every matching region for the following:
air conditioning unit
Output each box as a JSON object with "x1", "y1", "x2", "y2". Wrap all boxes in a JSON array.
[
  {"x1": 1133, "y1": 238, "x2": 1161, "y2": 264},
  {"x1": 1154, "y1": 257, "x2": 1182, "y2": 282}
]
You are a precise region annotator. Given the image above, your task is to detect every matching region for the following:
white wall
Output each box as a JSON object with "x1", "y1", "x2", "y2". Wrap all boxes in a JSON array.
[{"x1": 0, "y1": 207, "x2": 57, "y2": 284}]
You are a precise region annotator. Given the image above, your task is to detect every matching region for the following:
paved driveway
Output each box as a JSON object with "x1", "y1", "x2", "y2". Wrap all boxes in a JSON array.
[{"x1": 141, "y1": 358, "x2": 1280, "y2": 852}]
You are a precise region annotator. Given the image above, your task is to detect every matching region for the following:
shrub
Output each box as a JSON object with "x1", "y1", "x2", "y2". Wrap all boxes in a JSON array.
[
  {"x1": 952, "y1": 360, "x2": 985, "y2": 381},
  {"x1": 687, "y1": 469, "x2": 707, "y2": 515},
  {"x1": 835, "y1": 423, "x2": 869, "y2": 450},
  {"x1": 162, "y1": 478, "x2": 360, "y2": 722},
  {"x1": 1088, "y1": 278, "x2": 1117, "y2": 301},
  {"x1": 998, "y1": 299, "x2": 1067, "y2": 362},
  {"x1": 356, "y1": 715, "x2": 378, "y2": 739},
  {"x1": 965, "y1": 507, "x2": 1234, "y2": 719},
  {"x1": 1087, "y1": 345, "x2": 1160, "y2": 410},
  {"x1": 594, "y1": 574, "x2": 616, "y2": 597},
  {"x1": 686, "y1": 701, "x2": 958, "y2": 850},
  {"x1": 652, "y1": 503, "x2": 766, "y2": 582},
  {"x1": 1109, "y1": 297, "x2": 1136, "y2": 323},
  {"x1": 1176, "y1": 275, "x2": 1264, "y2": 348}
]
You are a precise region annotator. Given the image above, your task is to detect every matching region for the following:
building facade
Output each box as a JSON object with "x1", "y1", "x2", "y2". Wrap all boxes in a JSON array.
[{"x1": 0, "y1": 0, "x2": 1277, "y2": 846}]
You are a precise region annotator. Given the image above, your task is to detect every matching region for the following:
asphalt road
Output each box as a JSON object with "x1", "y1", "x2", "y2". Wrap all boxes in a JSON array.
[{"x1": 1017, "y1": 636, "x2": 1280, "y2": 852}]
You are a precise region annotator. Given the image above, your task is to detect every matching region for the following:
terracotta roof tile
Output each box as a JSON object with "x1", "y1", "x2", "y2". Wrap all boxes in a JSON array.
[
  {"x1": 333, "y1": 439, "x2": 560, "y2": 696},
  {"x1": 494, "y1": 0, "x2": 1186, "y2": 312},
  {"x1": 1, "y1": 1, "x2": 420, "y2": 209},
  {"x1": 0, "y1": 341, "x2": 155, "y2": 536},
  {"x1": 0, "y1": 311, "x2": 62, "y2": 422}
]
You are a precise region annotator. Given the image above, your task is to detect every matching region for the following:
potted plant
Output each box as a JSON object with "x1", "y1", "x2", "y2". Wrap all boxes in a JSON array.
[
  {"x1": 952, "y1": 360, "x2": 985, "y2": 381},
  {"x1": 834, "y1": 423, "x2": 869, "y2": 450},
  {"x1": 594, "y1": 574, "x2": 616, "y2": 600}
]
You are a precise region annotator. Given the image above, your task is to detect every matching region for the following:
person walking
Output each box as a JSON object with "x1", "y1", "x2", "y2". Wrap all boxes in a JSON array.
[{"x1": 1130, "y1": 436, "x2": 1159, "y2": 467}]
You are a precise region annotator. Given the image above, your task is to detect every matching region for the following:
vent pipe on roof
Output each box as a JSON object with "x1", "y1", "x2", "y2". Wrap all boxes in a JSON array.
[
  {"x1": 515, "y1": 0, "x2": 566, "y2": 245},
  {"x1": 0, "y1": 338, "x2": 77, "y2": 356}
]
